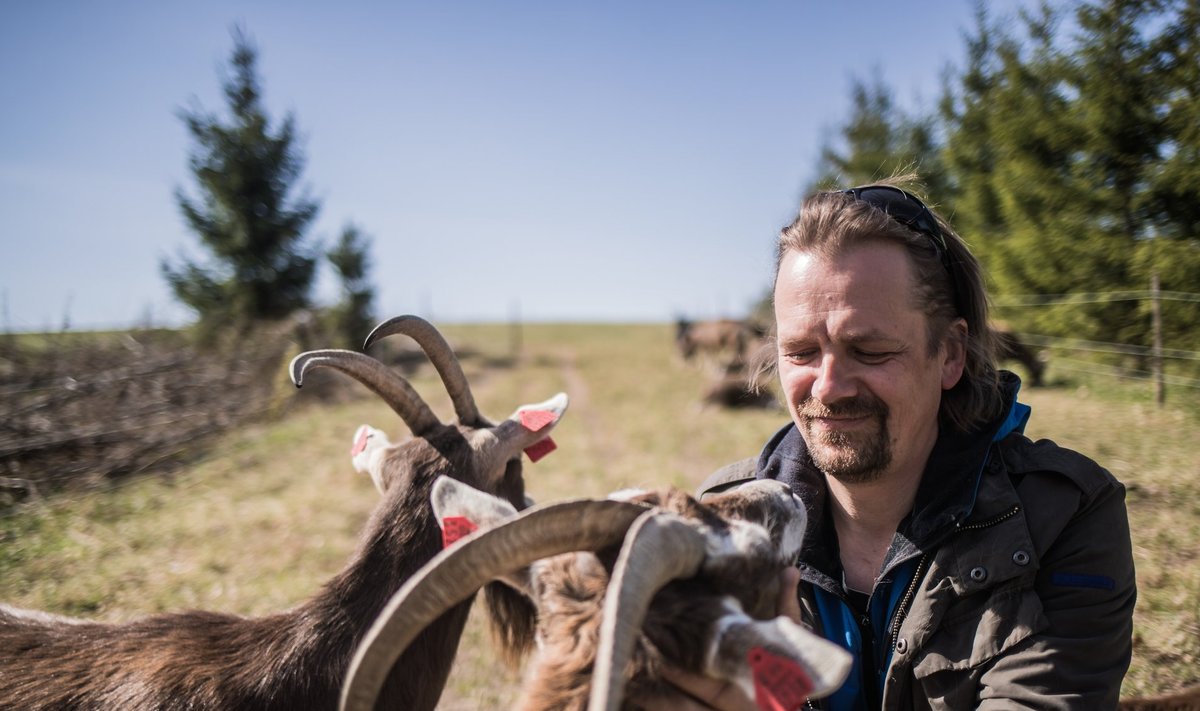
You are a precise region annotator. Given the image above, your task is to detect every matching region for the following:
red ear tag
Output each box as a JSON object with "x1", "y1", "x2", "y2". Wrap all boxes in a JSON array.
[
  {"x1": 519, "y1": 409, "x2": 559, "y2": 432},
  {"x1": 748, "y1": 646, "x2": 814, "y2": 711},
  {"x1": 523, "y1": 437, "x2": 557, "y2": 463},
  {"x1": 351, "y1": 427, "x2": 370, "y2": 457},
  {"x1": 441, "y1": 516, "x2": 479, "y2": 548}
]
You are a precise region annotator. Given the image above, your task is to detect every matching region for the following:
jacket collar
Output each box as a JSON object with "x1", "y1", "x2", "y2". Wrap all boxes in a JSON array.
[{"x1": 758, "y1": 372, "x2": 1028, "y2": 583}]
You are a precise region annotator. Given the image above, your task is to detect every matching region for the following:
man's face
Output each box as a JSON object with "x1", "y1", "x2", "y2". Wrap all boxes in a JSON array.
[{"x1": 774, "y1": 241, "x2": 964, "y2": 484}]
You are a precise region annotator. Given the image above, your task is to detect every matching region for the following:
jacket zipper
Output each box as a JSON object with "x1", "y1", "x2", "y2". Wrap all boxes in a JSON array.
[
  {"x1": 954, "y1": 503, "x2": 1021, "y2": 533},
  {"x1": 887, "y1": 504, "x2": 1021, "y2": 652},
  {"x1": 807, "y1": 504, "x2": 1024, "y2": 709}
]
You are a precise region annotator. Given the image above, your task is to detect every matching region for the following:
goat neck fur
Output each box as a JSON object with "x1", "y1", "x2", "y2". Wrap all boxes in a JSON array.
[{"x1": 0, "y1": 315, "x2": 566, "y2": 711}]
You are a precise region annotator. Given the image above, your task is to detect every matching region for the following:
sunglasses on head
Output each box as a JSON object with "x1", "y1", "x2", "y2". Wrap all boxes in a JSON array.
[{"x1": 840, "y1": 185, "x2": 961, "y2": 314}]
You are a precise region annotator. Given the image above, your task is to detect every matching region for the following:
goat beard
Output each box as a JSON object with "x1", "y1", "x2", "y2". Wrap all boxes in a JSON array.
[{"x1": 796, "y1": 395, "x2": 891, "y2": 484}]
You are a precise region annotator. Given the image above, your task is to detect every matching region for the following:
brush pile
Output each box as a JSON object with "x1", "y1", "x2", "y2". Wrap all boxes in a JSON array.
[{"x1": 0, "y1": 328, "x2": 297, "y2": 504}]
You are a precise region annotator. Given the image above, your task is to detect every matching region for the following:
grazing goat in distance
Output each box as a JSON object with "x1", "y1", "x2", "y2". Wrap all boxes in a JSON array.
[
  {"x1": 993, "y1": 326, "x2": 1045, "y2": 387},
  {"x1": 341, "y1": 476, "x2": 852, "y2": 711},
  {"x1": 700, "y1": 341, "x2": 778, "y2": 410},
  {"x1": 0, "y1": 315, "x2": 566, "y2": 711},
  {"x1": 675, "y1": 317, "x2": 754, "y2": 364}
]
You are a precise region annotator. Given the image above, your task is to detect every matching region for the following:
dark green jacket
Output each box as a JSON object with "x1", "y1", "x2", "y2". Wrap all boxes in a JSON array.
[{"x1": 699, "y1": 377, "x2": 1135, "y2": 710}]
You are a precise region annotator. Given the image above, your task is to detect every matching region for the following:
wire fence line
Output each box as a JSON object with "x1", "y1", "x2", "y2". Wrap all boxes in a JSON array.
[
  {"x1": 1013, "y1": 333, "x2": 1200, "y2": 362},
  {"x1": 987, "y1": 290, "x2": 1200, "y2": 398},
  {"x1": 993, "y1": 290, "x2": 1200, "y2": 306},
  {"x1": 1049, "y1": 357, "x2": 1200, "y2": 389}
]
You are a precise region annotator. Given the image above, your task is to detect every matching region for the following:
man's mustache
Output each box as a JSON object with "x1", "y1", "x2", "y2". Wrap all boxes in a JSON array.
[{"x1": 797, "y1": 396, "x2": 887, "y2": 420}]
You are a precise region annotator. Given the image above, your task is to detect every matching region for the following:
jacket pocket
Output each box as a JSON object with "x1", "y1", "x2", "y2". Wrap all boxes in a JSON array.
[
  {"x1": 901, "y1": 583, "x2": 1046, "y2": 710},
  {"x1": 911, "y1": 581, "x2": 1046, "y2": 677}
]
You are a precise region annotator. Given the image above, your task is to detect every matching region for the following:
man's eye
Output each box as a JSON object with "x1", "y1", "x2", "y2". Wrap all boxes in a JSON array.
[
  {"x1": 856, "y1": 350, "x2": 893, "y2": 363},
  {"x1": 784, "y1": 350, "x2": 816, "y2": 363}
]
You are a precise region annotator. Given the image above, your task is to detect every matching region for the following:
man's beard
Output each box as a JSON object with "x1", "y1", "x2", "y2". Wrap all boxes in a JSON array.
[{"x1": 796, "y1": 394, "x2": 891, "y2": 484}]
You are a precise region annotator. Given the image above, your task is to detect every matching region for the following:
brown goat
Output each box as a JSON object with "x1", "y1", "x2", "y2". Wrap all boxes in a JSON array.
[
  {"x1": 700, "y1": 349, "x2": 778, "y2": 410},
  {"x1": 1119, "y1": 683, "x2": 1200, "y2": 711},
  {"x1": 675, "y1": 318, "x2": 753, "y2": 363},
  {"x1": 0, "y1": 315, "x2": 565, "y2": 711},
  {"x1": 341, "y1": 477, "x2": 851, "y2": 711}
]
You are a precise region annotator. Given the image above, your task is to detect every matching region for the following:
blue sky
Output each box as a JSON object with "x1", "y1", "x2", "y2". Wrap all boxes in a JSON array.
[{"x1": 0, "y1": 1, "x2": 1028, "y2": 331}]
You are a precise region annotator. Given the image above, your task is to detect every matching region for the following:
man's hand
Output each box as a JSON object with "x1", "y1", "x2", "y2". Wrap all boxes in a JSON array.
[{"x1": 640, "y1": 567, "x2": 804, "y2": 711}]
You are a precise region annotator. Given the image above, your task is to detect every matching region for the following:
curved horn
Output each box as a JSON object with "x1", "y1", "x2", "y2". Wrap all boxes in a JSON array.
[
  {"x1": 588, "y1": 511, "x2": 708, "y2": 711},
  {"x1": 340, "y1": 498, "x2": 651, "y2": 711},
  {"x1": 364, "y1": 315, "x2": 485, "y2": 427},
  {"x1": 290, "y1": 350, "x2": 441, "y2": 436}
]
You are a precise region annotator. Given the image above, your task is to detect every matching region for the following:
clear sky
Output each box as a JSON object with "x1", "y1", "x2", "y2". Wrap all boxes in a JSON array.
[{"x1": 0, "y1": 0, "x2": 1028, "y2": 331}]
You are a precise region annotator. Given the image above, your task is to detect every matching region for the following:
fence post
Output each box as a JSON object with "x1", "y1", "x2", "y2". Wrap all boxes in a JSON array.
[{"x1": 1151, "y1": 271, "x2": 1165, "y2": 407}]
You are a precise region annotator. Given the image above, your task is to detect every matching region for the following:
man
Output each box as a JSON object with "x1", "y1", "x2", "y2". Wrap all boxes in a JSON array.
[{"x1": 663, "y1": 181, "x2": 1136, "y2": 710}]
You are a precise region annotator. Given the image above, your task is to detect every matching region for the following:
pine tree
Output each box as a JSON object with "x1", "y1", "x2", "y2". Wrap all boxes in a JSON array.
[
  {"x1": 940, "y1": 3, "x2": 1009, "y2": 269},
  {"x1": 1069, "y1": 0, "x2": 1172, "y2": 352},
  {"x1": 813, "y1": 75, "x2": 946, "y2": 195},
  {"x1": 163, "y1": 28, "x2": 320, "y2": 336},
  {"x1": 940, "y1": 0, "x2": 1200, "y2": 383},
  {"x1": 1150, "y1": 0, "x2": 1200, "y2": 241},
  {"x1": 326, "y1": 224, "x2": 376, "y2": 350},
  {"x1": 1138, "y1": 0, "x2": 1200, "y2": 375},
  {"x1": 977, "y1": 5, "x2": 1105, "y2": 339},
  {"x1": 979, "y1": 1, "x2": 1171, "y2": 352}
]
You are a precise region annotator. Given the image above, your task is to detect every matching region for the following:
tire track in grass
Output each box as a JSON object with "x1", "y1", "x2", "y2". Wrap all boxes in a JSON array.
[{"x1": 545, "y1": 345, "x2": 629, "y2": 498}]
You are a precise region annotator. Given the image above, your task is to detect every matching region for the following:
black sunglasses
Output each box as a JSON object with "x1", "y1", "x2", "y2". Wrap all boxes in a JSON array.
[{"x1": 841, "y1": 185, "x2": 962, "y2": 314}]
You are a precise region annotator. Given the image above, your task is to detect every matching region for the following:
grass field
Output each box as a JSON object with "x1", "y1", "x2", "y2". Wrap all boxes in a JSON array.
[{"x1": 2, "y1": 323, "x2": 1197, "y2": 705}]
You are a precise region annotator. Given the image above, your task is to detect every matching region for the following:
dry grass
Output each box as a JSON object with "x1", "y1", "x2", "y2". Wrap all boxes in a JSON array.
[
  {"x1": 1, "y1": 323, "x2": 1196, "y2": 705},
  {"x1": 1017, "y1": 383, "x2": 1200, "y2": 698}
]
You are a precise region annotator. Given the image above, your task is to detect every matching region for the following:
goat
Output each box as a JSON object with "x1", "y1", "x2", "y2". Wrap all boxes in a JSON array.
[
  {"x1": 1118, "y1": 683, "x2": 1200, "y2": 711},
  {"x1": 341, "y1": 476, "x2": 852, "y2": 711},
  {"x1": 0, "y1": 315, "x2": 565, "y2": 711},
  {"x1": 994, "y1": 326, "x2": 1045, "y2": 387},
  {"x1": 675, "y1": 318, "x2": 753, "y2": 364},
  {"x1": 701, "y1": 353, "x2": 777, "y2": 410}
]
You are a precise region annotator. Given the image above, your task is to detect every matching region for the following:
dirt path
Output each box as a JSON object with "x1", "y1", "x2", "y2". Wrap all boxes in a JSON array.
[{"x1": 555, "y1": 346, "x2": 608, "y2": 448}]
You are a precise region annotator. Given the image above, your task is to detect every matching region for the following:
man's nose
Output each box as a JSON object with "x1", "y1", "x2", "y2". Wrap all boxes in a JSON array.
[{"x1": 810, "y1": 354, "x2": 857, "y2": 403}]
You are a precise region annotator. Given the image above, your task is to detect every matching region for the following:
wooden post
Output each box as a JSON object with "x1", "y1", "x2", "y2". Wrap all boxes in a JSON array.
[{"x1": 1151, "y1": 271, "x2": 1165, "y2": 407}]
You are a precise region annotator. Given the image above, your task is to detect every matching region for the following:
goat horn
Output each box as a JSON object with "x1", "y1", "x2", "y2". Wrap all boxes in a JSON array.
[
  {"x1": 363, "y1": 315, "x2": 486, "y2": 427},
  {"x1": 340, "y1": 498, "x2": 650, "y2": 711},
  {"x1": 290, "y1": 350, "x2": 441, "y2": 436},
  {"x1": 588, "y1": 511, "x2": 707, "y2": 711}
]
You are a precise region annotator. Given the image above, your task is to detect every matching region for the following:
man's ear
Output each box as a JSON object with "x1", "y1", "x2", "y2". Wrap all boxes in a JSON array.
[{"x1": 941, "y1": 318, "x2": 968, "y2": 390}]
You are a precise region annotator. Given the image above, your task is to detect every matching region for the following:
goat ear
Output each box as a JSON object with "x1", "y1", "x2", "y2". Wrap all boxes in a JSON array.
[
  {"x1": 511, "y1": 392, "x2": 569, "y2": 427},
  {"x1": 351, "y1": 425, "x2": 391, "y2": 494},
  {"x1": 429, "y1": 477, "x2": 540, "y2": 597},
  {"x1": 471, "y1": 392, "x2": 570, "y2": 480},
  {"x1": 705, "y1": 609, "x2": 852, "y2": 704},
  {"x1": 431, "y1": 476, "x2": 520, "y2": 530}
]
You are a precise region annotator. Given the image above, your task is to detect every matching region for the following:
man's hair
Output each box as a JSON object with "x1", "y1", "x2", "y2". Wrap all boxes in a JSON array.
[{"x1": 771, "y1": 175, "x2": 1005, "y2": 434}]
